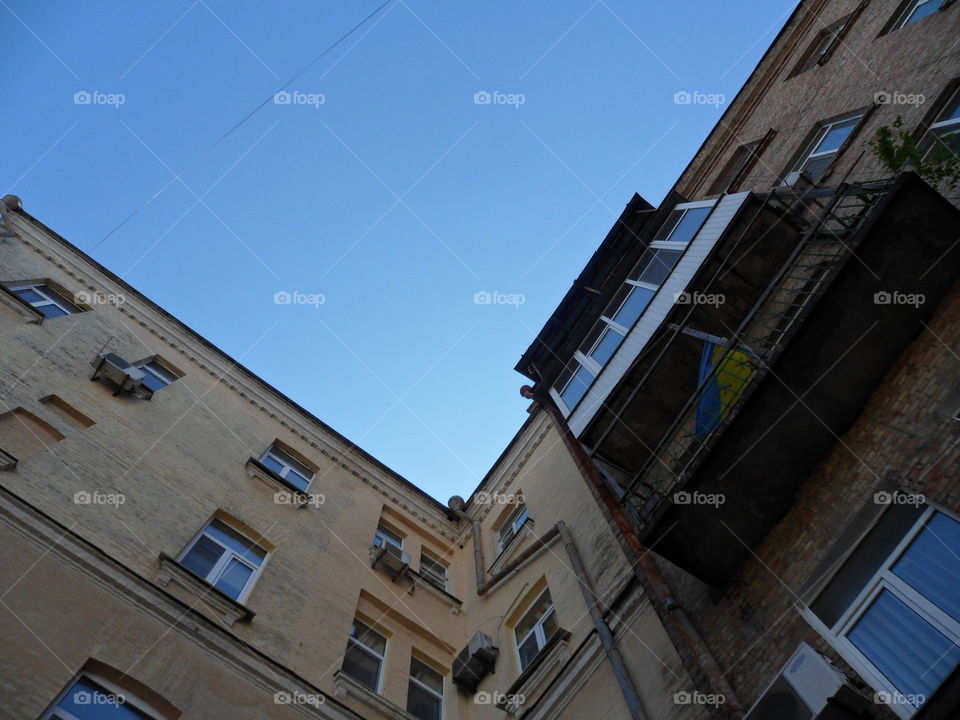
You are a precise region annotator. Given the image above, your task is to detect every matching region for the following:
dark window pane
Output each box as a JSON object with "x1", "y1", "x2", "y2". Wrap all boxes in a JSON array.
[
  {"x1": 637, "y1": 249, "x2": 683, "y2": 286},
  {"x1": 652, "y1": 210, "x2": 684, "y2": 242},
  {"x1": 541, "y1": 608, "x2": 559, "y2": 641},
  {"x1": 589, "y1": 329, "x2": 623, "y2": 366},
  {"x1": 261, "y1": 456, "x2": 284, "y2": 474},
  {"x1": 39, "y1": 304, "x2": 69, "y2": 319},
  {"x1": 559, "y1": 365, "x2": 594, "y2": 410},
  {"x1": 13, "y1": 288, "x2": 44, "y2": 304},
  {"x1": 410, "y1": 658, "x2": 443, "y2": 693},
  {"x1": 214, "y1": 558, "x2": 253, "y2": 599},
  {"x1": 180, "y1": 535, "x2": 224, "y2": 580},
  {"x1": 206, "y1": 521, "x2": 266, "y2": 564},
  {"x1": 799, "y1": 153, "x2": 834, "y2": 180},
  {"x1": 613, "y1": 286, "x2": 654, "y2": 328},
  {"x1": 352, "y1": 620, "x2": 387, "y2": 654},
  {"x1": 664, "y1": 206, "x2": 710, "y2": 243},
  {"x1": 407, "y1": 681, "x2": 441, "y2": 720},
  {"x1": 903, "y1": 0, "x2": 940, "y2": 25},
  {"x1": 815, "y1": 118, "x2": 858, "y2": 154},
  {"x1": 139, "y1": 372, "x2": 168, "y2": 392},
  {"x1": 343, "y1": 642, "x2": 381, "y2": 691},
  {"x1": 518, "y1": 633, "x2": 540, "y2": 669},
  {"x1": 893, "y1": 512, "x2": 960, "y2": 622}
]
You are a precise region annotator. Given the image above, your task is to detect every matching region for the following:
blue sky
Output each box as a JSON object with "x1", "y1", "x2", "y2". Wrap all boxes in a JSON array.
[{"x1": 2, "y1": 0, "x2": 797, "y2": 501}]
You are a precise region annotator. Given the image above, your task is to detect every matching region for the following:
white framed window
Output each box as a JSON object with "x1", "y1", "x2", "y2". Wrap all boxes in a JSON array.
[
  {"x1": 373, "y1": 523, "x2": 405, "y2": 558},
  {"x1": 41, "y1": 673, "x2": 164, "y2": 719},
  {"x1": 514, "y1": 589, "x2": 559, "y2": 671},
  {"x1": 497, "y1": 503, "x2": 531, "y2": 552},
  {"x1": 343, "y1": 619, "x2": 387, "y2": 692},
  {"x1": 551, "y1": 201, "x2": 713, "y2": 414},
  {"x1": 419, "y1": 552, "x2": 448, "y2": 591},
  {"x1": 924, "y1": 86, "x2": 960, "y2": 160},
  {"x1": 407, "y1": 657, "x2": 444, "y2": 720},
  {"x1": 178, "y1": 518, "x2": 267, "y2": 602},
  {"x1": 786, "y1": 114, "x2": 862, "y2": 184},
  {"x1": 804, "y1": 503, "x2": 960, "y2": 718},
  {"x1": 259, "y1": 444, "x2": 315, "y2": 491},
  {"x1": 134, "y1": 360, "x2": 179, "y2": 393},
  {"x1": 894, "y1": 0, "x2": 945, "y2": 28},
  {"x1": 8, "y1": 282, "x2": 81, "y2": 319}
]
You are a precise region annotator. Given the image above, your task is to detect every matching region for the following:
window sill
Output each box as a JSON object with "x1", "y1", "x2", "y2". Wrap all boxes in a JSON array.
[
  {"x1": 0, "y1": 449, "x2": 17, "y2": 471},
  {"x1": 0, "y1": 286, "x2": 45, "y2": 324},
  {"x1": 499, "y1": 630, "x2": 572, "y2": 714},
  {"x1": 409, "y1": 570, "x2": 462, "y2": 614},
  {"x1": 156, "y1": 552, "x2": 255, "y2": 627},
  {"x1": 333, "y1": 670, "x2": 420, "y2": 720},
  {"x1": 489, "y1": 518, "x2": 535, "y2": 575},
  {"x1": 245, "y1": 457, "x2": 313, "y2": 504}
]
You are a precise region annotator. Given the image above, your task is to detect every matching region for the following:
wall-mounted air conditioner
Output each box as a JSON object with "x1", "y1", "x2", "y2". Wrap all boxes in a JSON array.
[
  {"x1": 745, "y1": 643, "x2": 869, "y2": 720},
  {"x1": 452, "y1": 631, "x2": 498, "y2": 694},
  {"x1": 91, "y1": 353, "x2": 152, "y2": 399}
]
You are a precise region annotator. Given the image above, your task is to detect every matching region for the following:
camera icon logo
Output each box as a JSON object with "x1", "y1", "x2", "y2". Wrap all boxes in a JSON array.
[
  {"x1": 474, "y1": 91, "x2": 492, "y2": 105},
  {"x1": 674, "y1": 91, "x2": 692, "y2": 104},
  {"x1": 74, "y1": 91, "x2": 92, "y2": 105},
  {"x1": 274, "y1": 290, "x2": 292, "y2": 305},
  {"x1": 274, "y1": 91, "x2": 292, "y2": 105}
]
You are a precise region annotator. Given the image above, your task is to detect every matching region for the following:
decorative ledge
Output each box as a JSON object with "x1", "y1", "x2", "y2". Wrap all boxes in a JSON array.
[
  {"x1": 333, "y1": 670, "x2": 419, "y2": 720},
  {"x1": 489, "y1": 518, "x2": 536, "y2": 575},
  {"x1": 0, "y1": 449, "x2": 18, "y2": 471},
  {"x1": 499, "y1": 630, "x2": 572, "y2": 715},
  {"x1": 409, "y1": 570, "x2": 462, "y2": 613},
  {"x1": 0, "y1": 286, "x2": 44, "y2": 324},
  {"x1": 156, "y1": 552, "x2": 255, "y2": 627}
]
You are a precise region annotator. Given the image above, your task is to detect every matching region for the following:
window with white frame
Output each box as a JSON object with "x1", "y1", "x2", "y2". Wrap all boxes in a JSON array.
[
  {"x1": 8, "y1": 282, "x2": 82, "y2": 319},
  {"x1": 552, "y1": 202, "x2": 712, "y2": 413},
  {"x1": 419, "y1": 552, "x2": 448, "y2": 591},
  {"x1": 792, "y1": 17, "x2": 848, "y2": 76},
  {"x1": 893, "y1": 0, "x2": 946, "y2": 29},
  {"x1": 178, "y1": 518, "x2": 267, "y2": 602},
  {"x1": 515, "y1": 589, "x2": 560, "y2": 671},
  {"x1": 924, "y1": 86, "x2": 960, "y2": 160},
  {"x1": 407, "y1": 657, "x2": 443, "y2": 720},
  {"x1": 805, "y1": 502, "x2": 960, "y2": 717},
  {"x1": 259, "y1": 443, "x2": 314, "y2": 491},
  {"x1": 134, "y1": 359, "x2": 179, "y2": 393},
  {"x1": 373, "y1": 523, "x2": 405, "y2": 559},
  {"x1": 786, "y1": 114, "x2": 862, "y2": 184},
  {"x1": 497, "y1": 503, "x2": 531, "y2": 552},
  {"x1": 342, "y1": 619, "x2": 387, "y2": 692},
  {"x1": 42, "y1": 673, "x2": 164, "y2": 719}
]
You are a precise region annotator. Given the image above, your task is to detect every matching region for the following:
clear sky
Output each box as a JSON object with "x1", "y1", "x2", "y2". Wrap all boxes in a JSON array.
[{"x1": 2, "y1": 0, "x2": 798, "y2": 502}]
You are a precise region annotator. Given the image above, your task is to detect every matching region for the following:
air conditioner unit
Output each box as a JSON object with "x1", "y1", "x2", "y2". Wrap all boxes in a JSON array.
[
  {"x1": 452, "y1": 631, "x2": 498, "y2": 693},
  {"x1": 91, "y1": 352, "x2": 152, "y2": 398},
  {"x1": 745, "y1": 643, "x2": 869, "y2": 720}
]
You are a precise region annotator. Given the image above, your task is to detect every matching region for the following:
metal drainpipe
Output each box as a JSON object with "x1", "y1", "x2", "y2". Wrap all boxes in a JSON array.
[
  {"x1": 449, "y1": 497, "x2": 486, "y2": 592},
  {"x1": 557, "y1": 520, "x2": 649, "y2": 720},
  {"x1": 540, "y1": 398, "x2": 745, "y2": 720}
]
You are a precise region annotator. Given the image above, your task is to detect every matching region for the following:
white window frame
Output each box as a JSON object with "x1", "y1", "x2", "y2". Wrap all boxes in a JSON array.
[
  {"x1": 259, "y1": 444, "x2": 315, "y2": 490},
  {"x1": 894, "y1": 0, "x2": 945, "y2": 28},
  {"x1": 135, "y1": 359, "x2": 179, "y2": 392},
  {"x1": 419, "y1": 552, "x2": 448, "y2": 591},
  {"x1": 41, "y1": 672, "x2": 165, "y2": 720},
  {"x1": 789, "y1": 114, "x2": 863, "y2": 182},
  {"x1": 514, "y1": 590, "x2": 558, "y2": 671},
  {"x1": 407, "y1": 657, "x2": 444, "y2": 720},
  {"x1": 177, "y1": 519, "x2": 267, "y2": 603},
  {"x1": 345, "y1": 619, "x2": 387, "y2": 693},
  {"x1": 802, "y1": 504, "x2": 960, "y2": 719},
  {"x1": 925, "y1": 86, "x2": 960, "y2": 159},
  {"x1": 497, "y1": 503, "x2": 531, "y2": 552},
  {"x1": 551, "y1": 200, "x2": 714, "y2": 415},
  {"x1": 373, "y1": 523, "x2": 405, "y2": 558},
  {"x1": 9, "y1": 282, "x2": 80, "y2": 318}
]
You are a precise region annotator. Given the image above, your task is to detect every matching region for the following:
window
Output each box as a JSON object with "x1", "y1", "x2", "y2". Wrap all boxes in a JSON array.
[
  {"x1": 407, "y1": 657, "x2": 443, "y2": 720},
  {"x1": 259, "y1": 444, "x2": 314, "y2": 491},
  {"x1": 893, "y1": 0, "x2": 946, "y2": 28},
  {"x1": 178, "y1": 518, "x2": 267, "y2": 602},
  {"x1": 707, "y1": 139, "x2": 762, "y2": 195},
  {"x1": 419, "y1": 552, "x2": 448, "y2": 591},
  {"x1": 135, "y1": 360, "x2": 179, "y2": 393},
  {"x1": 373, "y1": 523, "x2": 405, "y2": 558},
  {"x1": 551, "y1": 202, "x2": 711, "y2": 413},
  {"x1": 791, "y1": 18, "x2": 848, "y2": 76},
  {"x1": 497, "y1": 503, "x2": 531, "y2": 552},
  {"x1": 8, "y1": 282, "x2": 81, "y2": 319},
  {"x1": 342, "y1": 619, "x2": 386, "y2": 692},
  {"x1": 807, "y1": 503, "x2": 960, "y2": 716},
  {"x1": 923, "y1": 86, "x2": 960, "y2": 160},
  {"x1": 42, "y1": 674, "x2": 163, "y2": 719},
  {"x1": 515, "y1": 590, "x2": 559, "y2": 670},
  {"x1": 786, "y1": 114, "x2": 862, "y2": 183}
]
